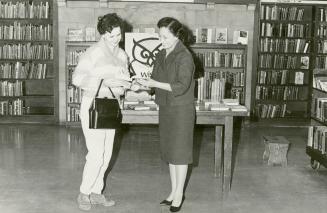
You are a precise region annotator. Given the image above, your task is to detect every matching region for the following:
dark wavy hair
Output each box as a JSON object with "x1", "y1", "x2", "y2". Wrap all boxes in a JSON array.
[
  {"x1": 157, "y1": 17, "x2": 193, "y2": 45},
  {"x1": 97, "y1": 13, "x2": 124, "y2": 35}
]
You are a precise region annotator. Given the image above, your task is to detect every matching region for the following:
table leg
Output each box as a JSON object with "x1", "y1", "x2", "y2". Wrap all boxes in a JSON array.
[
  {"x1": 214, "y1": 126, "x2": 222, "y2": 178},
  {"x1": 223, "y1": 116, "x2": 233, "y2": 192}
]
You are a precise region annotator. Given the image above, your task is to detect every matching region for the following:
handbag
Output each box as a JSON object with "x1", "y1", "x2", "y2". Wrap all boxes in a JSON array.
[{"x1": 89, "y1": 79, "x2": 122, "y2": 129}]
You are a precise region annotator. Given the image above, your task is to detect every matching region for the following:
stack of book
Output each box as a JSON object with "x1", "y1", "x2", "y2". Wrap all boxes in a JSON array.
[{"x1": 308, "y1": 126, "x2": 327, "y2": 155}]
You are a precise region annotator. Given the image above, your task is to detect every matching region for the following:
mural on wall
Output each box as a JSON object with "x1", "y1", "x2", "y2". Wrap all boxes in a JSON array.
[{"x1": 125, "y1": 33, "x2": 162, "y2": 78}]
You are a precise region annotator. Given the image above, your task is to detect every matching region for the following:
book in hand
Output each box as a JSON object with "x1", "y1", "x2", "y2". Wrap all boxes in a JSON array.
[
  {"x1": 230, "y1": 105, "x2": 247, "y2": 112},
  {"x1": 223, "y1": 98, "x2": 239, "y2": 106},
  {"x1": 210, "y1": 104, "x2": 230, "y2": 111}
]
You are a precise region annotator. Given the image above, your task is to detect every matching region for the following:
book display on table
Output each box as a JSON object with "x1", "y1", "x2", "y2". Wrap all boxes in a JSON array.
[
  {"x1": 0, "y1": 0, "x2": 57, "y2": 123},
  {"x1": 255, "y1": 2, "x2": 313, "y2": 120}
]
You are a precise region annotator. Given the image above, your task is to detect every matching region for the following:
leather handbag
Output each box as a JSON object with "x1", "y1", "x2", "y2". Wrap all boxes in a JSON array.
[{"x1": 89, "y1": 79, "x2": 122, "y2": 129}]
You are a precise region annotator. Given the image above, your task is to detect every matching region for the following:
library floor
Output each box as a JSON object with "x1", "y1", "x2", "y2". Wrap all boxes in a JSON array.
[{"x1": 0, "y1": 123, "x2": 326, "y2": 213}]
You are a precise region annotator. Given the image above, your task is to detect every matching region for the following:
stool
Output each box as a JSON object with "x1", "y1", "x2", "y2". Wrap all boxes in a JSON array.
[{"x1": 263, "y1": 136, "x2": 290, "y2": 167}]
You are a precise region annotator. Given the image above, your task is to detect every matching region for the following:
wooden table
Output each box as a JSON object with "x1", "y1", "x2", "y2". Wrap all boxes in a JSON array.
[{"x1": 122, "y1": 109, "x2": 249, "y2": 192}]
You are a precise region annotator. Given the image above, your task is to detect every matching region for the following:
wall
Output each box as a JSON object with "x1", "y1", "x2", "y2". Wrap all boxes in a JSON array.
[{"x1": 57, "y1": 0, "x2": 256, "y2": 123}]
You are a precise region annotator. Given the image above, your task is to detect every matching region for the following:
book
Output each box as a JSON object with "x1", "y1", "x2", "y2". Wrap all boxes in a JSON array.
[
  {"x1": 230, "y1": 105, "x2": 247, "y2": 112},
  {"x1": 201, "y1": 28, "x2": 208, "y2": 43},
  {"x1": 294, "y1": 72, "x2": 304, "y2": 85},
  {"x1": 67, "y1": 28, "x2": 84, "y2": 41},
  {"x1": 215, "y1": 28, "x2": 228, "y2": 44},
  {"x1": 300, "y1": 56, "x2": 309, "y2": 69},
  {"x1": 223, "y1": 98, "x2": 239, "y2": 106},
  {"x1": 233, "y1": 30, "x2": 248, "y2": 45},
  {"x1": 85, "y1": 27, "x2": 96, "y2": 41},
  {"x1": 144, "y1": 28, "x2": 155, "y2": 33},
  {"x1": 210, "y1": 104, "x2": 230, "y2": 111}
]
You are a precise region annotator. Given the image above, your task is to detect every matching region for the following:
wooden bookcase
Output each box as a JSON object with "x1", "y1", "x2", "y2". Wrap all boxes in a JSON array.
[
  {"x1": 255, "y1": 2, "x2": 314, "y2": 120},
  {"x1": 65, "y1": 41, "x2": 95, "y2": 126},
  {"x1": 191, "y1": 43, "x2": 247, "y2": 105},
  {"x1": 0, "y1": 0, "x2": 58, "y2": 123},
  {"x1": 307, "y1": 5, "x2": 327, "y2": 169},
  {"x1": 64, "y1": 42, "x2": 247, "y2": 125}
]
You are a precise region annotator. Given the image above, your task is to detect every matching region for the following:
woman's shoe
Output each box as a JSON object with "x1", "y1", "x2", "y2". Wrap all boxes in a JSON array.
[
  {"x1": 169, "y1": 196, "x2": 185, "y2": 212},
  {"x1": 160, "y1": 199, "x2": 172, "y2": 206}
]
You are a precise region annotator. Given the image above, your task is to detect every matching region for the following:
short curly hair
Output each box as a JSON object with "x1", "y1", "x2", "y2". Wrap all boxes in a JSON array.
[{"x1": 97, "y1": 13, "x2": 124, "y2": 35}]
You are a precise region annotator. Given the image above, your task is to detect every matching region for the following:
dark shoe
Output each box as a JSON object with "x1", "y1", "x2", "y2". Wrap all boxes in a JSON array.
[
  {"x1": 160, "y1": 199, "x2": 172, "y2": 206},
  {"x1": 169, "y1": 196, "x2": 185, "y2": 212}
]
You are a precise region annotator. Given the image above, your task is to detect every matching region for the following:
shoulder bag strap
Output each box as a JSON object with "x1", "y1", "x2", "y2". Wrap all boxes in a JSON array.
[{"x1": 95, "y1": 79, "x2": 117, "y2": 99}]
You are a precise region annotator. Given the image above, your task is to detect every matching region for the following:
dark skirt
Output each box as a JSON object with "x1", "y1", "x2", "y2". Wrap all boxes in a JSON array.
[{"x1": 159, "y1": 104, "x2": 195, "y2": 165}]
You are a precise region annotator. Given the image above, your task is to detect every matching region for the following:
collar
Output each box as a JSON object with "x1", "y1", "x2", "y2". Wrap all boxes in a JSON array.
[{"x1": 164, "y1": 40, "x2": 186, "y2": 58}]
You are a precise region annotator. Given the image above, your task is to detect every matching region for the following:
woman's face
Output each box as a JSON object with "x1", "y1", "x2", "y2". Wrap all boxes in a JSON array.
[
  {"x1": 159, "y1": 27, "x2": 178, "y2": 49},
  {"x1": 104, "y1": 27, "x2": 121, "y2": 47}
]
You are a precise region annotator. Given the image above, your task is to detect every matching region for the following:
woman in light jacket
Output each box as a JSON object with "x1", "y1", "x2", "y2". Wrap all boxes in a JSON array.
[{"x1": 72, "y1": 13, "x2": 130, "y2": 211}]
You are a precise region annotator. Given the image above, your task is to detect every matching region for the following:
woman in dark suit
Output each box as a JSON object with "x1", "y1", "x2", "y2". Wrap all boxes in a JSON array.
[{"x1": 137, "y1": 17, "x2": 195, "y2": 212}]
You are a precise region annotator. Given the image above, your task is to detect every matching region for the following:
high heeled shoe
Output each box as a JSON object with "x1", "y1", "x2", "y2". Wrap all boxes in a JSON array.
[
  {"x1": 160, "y1": 199, "x2": 172, "y2": 206},
  {"x1": 169, "y1": 196, "x2": 185, "y2": 212}
]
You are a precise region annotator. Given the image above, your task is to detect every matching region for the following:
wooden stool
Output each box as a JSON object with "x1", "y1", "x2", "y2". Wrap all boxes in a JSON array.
[{"x1": 263, "y1": 136, "x2": 290, "y2": 167}]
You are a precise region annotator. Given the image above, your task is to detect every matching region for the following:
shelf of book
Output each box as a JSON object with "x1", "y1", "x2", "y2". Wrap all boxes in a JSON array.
[
  {"x1": 256, "y1": 3, "x2": 314, "y2": 120},
  {"x1": 191, "y1": 43, "x2": 247, "y2": 105},
  {"x1": 0, "y1": 0, "x2": 57, "y2": 123}
]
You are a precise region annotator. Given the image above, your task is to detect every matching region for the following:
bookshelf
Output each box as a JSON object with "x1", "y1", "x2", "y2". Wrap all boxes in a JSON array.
[
  {"x1": 0, "y1": 0, "x2": 57, "y2": 123},
  {"x1": 255, "y1": 2, "x2": 313, "y2": 119},
  {"x1": 191, "y1": 43, "x2": 247, "y2": 105},
  {"x1": 65, "y1": 41, "x2": 95, "y2": 126},
  {"x1": 307, "y1": 5, "x2": 327, "y2": 169}
]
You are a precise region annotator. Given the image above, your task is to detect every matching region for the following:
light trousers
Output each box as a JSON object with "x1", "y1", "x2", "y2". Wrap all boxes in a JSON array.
[{"x1": 79, "y1": 96, "x2": 115, "y2": 195}]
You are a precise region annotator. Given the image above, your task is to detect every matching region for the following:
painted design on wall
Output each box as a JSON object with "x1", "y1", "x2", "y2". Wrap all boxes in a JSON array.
[{"x1": 125, "y1": 33, "x2": 162, "y2": 78}]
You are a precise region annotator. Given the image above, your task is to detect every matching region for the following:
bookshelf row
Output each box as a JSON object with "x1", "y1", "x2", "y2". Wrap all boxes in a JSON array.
[
  {"x1": 0, "y1": 1, "x2": 50, "y2": 19},
  {"x1": 260, "y1": 5, "x2": 307, "y2": 21},
  {"x1": 0, "y1": 43, "x2": 53, "y2": 59},
  {"x1": 257, "y1": 70, "x2": 305, "y2": 85},
  {"x1": 0, "y1": 62, "x2": 48, "y2": 79},
  {"x1": 255, "y1": 85, "x2": 307, "y2": 101},
  {"x1": 260, "y1": 22, "x2": 311, "y2": 38},
  {"x1": 259, "y1": 55, "x2": 309, "y2": 69},
  {"x1": 259, "y1": 38, "x2": 310, "y2": 53},
  {"x1": 195, "y1": 52, "x2": 244, "y2": 68},
  {"x1": 0, "y1": 22, "x2": 52, "y2": 41}
]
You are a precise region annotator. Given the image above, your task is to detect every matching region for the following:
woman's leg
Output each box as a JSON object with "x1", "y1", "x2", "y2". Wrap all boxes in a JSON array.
[
  {"x1": 91, "y1": 129, "x2": 115, "y2": 194},
  {"x1": 79, "y1": 96, "x2": 107, "y2": 195},
  {"x1": 172, "y1": 164, "x2": 188, "y2": 207},
  {"x1": 166, "y1": 163, "x2": 177, "y2": 201}
]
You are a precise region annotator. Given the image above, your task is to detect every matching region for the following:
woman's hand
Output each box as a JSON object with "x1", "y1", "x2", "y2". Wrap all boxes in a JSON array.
[{"x1": 136, "y1": 78, "x2": 157, "y2": 88}]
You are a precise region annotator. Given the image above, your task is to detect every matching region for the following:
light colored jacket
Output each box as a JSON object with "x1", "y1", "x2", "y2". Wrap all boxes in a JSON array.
[{"x1": 72, "y1": 37, "x2": 129, "y2": 98}]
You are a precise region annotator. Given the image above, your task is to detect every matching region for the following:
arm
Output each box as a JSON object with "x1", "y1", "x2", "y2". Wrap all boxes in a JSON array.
[{"x1": 169, "y1": 54, "x2": 194, "y2": 96}]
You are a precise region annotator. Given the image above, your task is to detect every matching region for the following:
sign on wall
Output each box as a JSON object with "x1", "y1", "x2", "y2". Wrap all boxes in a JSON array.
[{"x1": 125, "y1": 33, "x2": 162, "y2": 78}]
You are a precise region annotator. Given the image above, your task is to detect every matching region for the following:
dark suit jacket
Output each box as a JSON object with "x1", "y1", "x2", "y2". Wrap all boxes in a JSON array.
[{"x1": 151, "y1": 40, "x2": 195, "y2": 106}]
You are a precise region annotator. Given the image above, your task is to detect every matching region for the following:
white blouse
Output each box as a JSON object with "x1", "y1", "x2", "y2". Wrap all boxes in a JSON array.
[{"x1": 72, "y1": 37, "x2": 129, "y2": 98}]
